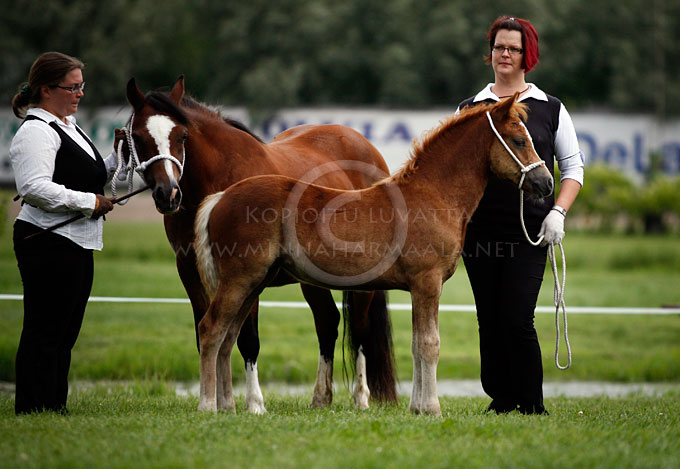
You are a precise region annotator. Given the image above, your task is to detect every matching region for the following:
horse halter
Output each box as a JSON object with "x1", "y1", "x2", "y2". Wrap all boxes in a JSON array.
[
  {"x1": 485, "y1": 111, "x2": 545, "y2": 189},
  {"x1": 111, "y1": 112, "x2": 185, "y2": 203}
]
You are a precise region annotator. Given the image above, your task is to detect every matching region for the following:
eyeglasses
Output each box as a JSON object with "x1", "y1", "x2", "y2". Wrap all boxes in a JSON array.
[
  {"x1": 492, "y1": 45, "x2": 523, "y2": 56},
  {"x1": 54, "y1": 82, "x2": 86, "y2": 94}
]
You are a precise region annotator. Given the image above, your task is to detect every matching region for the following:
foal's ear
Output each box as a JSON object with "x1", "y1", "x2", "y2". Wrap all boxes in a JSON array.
[
  {"x1": 169, "y1": 75, "x2": 185, "y2": 104},
  {"x1": 126, "y1": 78, "x2": 145, "y2": 111},
  {"x1": 491, "y1": 91, "x2": 520, "y2": 122}
]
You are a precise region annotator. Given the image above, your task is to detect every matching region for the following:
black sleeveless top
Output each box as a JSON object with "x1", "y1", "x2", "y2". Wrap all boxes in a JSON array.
[
  {"x1": 458, "y1": 94, "x2": 561, "y2": 239},
  {"x1": 24, "y1": 115, "x2": 106, "y2": 197}
]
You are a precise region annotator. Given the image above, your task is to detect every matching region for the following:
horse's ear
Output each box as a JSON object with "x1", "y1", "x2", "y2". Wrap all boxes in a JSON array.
[
  {"x1": 169, "y1": 75, "x2": 185, "y2": 104},
  {"x1": 491, "y1": 92, "x2": 520, "y2": 122},
  {"x1": 126, "y1": 78, "x2": 145, "y2": 111}
]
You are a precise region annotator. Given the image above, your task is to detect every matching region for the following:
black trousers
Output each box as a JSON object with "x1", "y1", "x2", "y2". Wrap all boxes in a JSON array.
[
  {"x1": 462, "y1": 233, "x2": 547, "y2": 414},
  {"x1": 13, "y1": 220, "x2": 94, "y2": 415}
]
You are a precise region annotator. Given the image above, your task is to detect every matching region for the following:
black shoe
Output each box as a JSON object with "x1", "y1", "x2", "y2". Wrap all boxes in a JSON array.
[
  {"x1": 518, "y1": 403, "x2": 549, "y2": 415},
  {"x1": 486, "y1": 400, "x2": 518, "y2": 414}
]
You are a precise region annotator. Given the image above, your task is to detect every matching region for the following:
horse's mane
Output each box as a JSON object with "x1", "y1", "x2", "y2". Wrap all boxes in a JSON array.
[
  {"x1": 389, "y1": 99, "x2": 528, "y2": 184},
  {"x1": 143, "y1": 91, "x2": 264, "y2": 143}
]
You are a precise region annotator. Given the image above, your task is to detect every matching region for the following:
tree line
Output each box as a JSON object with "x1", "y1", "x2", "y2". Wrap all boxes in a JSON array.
[{"x1": 1, "y1": 0, "x2": 678, "y2": 117}]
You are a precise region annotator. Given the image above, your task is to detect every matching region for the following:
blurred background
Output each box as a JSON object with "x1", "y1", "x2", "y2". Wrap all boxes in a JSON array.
[{"x1": 1, "y1": 0, "x2": 679, "y2": 232}]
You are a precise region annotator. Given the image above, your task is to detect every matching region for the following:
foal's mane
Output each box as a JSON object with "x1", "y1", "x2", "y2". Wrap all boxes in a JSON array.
[
  {"x1": 389, "y1": 99, "x2": 527, "y2": 184},
  {"x1": 143, "y1": 91, "x2": 264, "y2": 143}
]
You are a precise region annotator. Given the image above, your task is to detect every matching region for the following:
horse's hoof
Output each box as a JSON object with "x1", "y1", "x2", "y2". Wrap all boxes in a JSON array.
[
  {"x1": 353, "y1": 386, "x2": 370, "y2": 410},
  {"x1": 247, "y1": 402, "x2": 267, "y2": 415},
  {"x1": 310, "y1": 391, "x2": 333, "y2": 408},
  {"x1": 309, "y1": 399, "x2": 331, "y2": 408}
]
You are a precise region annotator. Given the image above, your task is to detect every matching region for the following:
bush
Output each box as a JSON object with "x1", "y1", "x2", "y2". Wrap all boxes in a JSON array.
[{"x1": 566, "y1": 165, "x2": 680, "y2": 233}]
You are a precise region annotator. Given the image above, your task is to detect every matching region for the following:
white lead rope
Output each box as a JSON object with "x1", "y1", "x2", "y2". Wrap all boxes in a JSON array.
[
  {"x1": 486, "y1": 112, "x2": 572, "y2": 370},
  {"x1": 111, "y1": 112, "x2": 184, "y2": 204}
]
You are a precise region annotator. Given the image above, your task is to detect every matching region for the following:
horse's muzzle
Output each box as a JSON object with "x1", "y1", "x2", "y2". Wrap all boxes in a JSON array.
[{"x1": 152, "y1": 184, "x2": 182, "y2": 214}]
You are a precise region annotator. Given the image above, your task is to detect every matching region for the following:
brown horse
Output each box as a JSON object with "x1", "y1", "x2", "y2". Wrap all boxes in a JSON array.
[
  {"x1": 193, "y1": 94, "x2": 554, "y2": 414},
  {"x1": 122, "y1": 77, "x2": 397, "y2": 413}
]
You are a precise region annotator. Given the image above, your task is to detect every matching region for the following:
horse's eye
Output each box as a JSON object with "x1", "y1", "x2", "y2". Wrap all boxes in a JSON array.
[
  {"x1": 179, "y1": 131, "x2": 188, "y2": 143},
  {"x1": 512, "y1": 138, "x2": 526, "y2": 148}
]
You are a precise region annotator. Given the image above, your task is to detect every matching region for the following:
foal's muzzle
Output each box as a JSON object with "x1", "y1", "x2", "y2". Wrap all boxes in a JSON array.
[{"x1": 525, "y1": 171, "x2": 554, "y2": 199}]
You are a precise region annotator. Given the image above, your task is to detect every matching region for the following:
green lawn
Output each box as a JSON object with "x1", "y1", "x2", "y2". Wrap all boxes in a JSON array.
[
  {"x1": 0, "y1": 387, "x2": 678, "y2": 469},
  {"x1": 0, "y1": 219, "x2": 678, "y2": 384},
  {"x1": 1, "y1": 209, "x2": 679, "y2": 468}
]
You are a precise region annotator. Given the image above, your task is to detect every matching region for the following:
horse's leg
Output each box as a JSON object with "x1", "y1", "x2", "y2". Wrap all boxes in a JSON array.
[
  {"x1": 300, "y1": 284, "x2": 340, "y2": 408},
  {"x1": 344, "y1": 291, "x2": 371, "y2": 409},
  {"x1": 353, "y1": 346, "x2": 370, "y2": 410},
  {"x1": 237, "y1": 302, "x2": 266, "y2": 414},
  {"x1": 409, "y1": 276, "x2": 443, "y2": 416},
  {"x1": 344, "y1": 290, "x2": 398, "y2": 407}
]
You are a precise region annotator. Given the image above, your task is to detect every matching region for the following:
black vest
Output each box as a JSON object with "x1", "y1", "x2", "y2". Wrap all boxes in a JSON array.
[
  {"x1": 24, "y1": 115, "x2": 106, "y2": 196},
  {"x1": 458, "y1": 95, "x2": 561, "y2": 239}
]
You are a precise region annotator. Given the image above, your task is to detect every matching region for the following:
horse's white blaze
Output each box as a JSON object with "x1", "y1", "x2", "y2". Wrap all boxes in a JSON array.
[
  {"x1": 194, "y1": 192, "x2": 225, "y2": 299},
  {"x1": 245, "y1": 362, "x2": 267, "y2": 415},
  {"x1": 146, "y1": 115, "x2": 178, "y2": 182},
  {"x1": 353, "y1": 347, "x2": 370, "y2": 410}
]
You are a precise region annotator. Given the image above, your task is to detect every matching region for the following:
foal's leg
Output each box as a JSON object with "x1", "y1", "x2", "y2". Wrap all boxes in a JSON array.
[
  {"x1": 198, "y1": 283, "x2": 254, "y2": 413},
  {"x1": 409, "y1": 277, "x2": 443, "y2": 416},
  {"x1": 198, "y1": 287, "x2": 233, "y2": 412},
  {"x1": 300, "y1": 285, "x2": 340, "y2": 408}
]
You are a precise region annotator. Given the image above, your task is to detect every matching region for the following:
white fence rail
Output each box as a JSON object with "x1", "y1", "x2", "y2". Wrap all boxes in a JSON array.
[{"x1": 1, "y1": 294, "x2": 678, "y2": 315}]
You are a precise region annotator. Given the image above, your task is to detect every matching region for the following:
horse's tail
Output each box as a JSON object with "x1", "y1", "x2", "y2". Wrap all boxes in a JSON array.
[
  {"x1": 343, "y1": 290, "x2": 398, "y2": 403},
  {"x1": 193, "y1": 191, "x2": 224, "y2": 300}
]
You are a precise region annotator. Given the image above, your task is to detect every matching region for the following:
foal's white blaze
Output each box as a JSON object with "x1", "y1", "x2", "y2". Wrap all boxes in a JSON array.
[
  {"x1": 353, "y1": 347, "x2": 370, "y2": 410},
  {"x1": 245, "y1": 362, "x2": 267, "y2": 414},
  {"x1": 146, "y1": 115, "x2": 179, "y2": 182}
]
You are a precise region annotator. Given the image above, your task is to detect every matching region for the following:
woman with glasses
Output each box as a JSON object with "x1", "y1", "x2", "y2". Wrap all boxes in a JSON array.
[
  {"x1": 457, "y1": 16, "x2": 584, "y2": 414},
  {"x1": 10, "y1": 51, "x2": 119, "y2": 415}
]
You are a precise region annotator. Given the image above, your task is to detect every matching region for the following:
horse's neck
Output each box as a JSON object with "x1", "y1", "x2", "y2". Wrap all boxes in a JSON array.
[{"x1": 180, "y1": 119, "x2": 267, "y2": 209}]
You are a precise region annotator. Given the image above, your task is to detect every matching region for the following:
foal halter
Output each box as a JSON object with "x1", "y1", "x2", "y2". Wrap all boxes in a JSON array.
[
  {"x1": 111, "y1": 112, "x2": 185, "y2": 204},
  {"x1": 486, "y1": 111, "x2": 572, "y2": 370}
]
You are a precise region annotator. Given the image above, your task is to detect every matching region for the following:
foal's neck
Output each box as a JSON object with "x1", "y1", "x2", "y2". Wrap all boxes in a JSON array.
[{"x1": 408, "y1": 117, "x2": 492, "y2": 208}]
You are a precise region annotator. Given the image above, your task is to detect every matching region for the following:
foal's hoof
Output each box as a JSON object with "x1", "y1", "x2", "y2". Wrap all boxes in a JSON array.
[
  {"x1": 197, "y1": 402, "x2": 217, "y2": 413},
  {"x1": 409, "y1": 402, "x2": 442, "y2": 417}
]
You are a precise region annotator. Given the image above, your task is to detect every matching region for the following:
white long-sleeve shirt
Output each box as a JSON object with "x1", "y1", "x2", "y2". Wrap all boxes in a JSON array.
[
  {"x1": 10, "y1": 107, "x2": 118, "y2": 250},
  {"x1": 466, "y1": 83, "x2": 584, "y2": 186}
]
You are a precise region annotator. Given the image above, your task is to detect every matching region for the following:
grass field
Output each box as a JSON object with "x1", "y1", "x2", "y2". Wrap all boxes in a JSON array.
[
  {"x1": 1, "y1": 215, "x2": 679, "y2": 468},
  {"x1": 1, "y1": 387, "x2": 678, "y2": 468},
  {"x1": 1, "y1": 219, "x2": 678, "y2": 384}
]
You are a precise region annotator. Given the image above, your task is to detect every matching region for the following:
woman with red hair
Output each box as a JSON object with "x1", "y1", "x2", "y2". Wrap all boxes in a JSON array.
[{"x1": 457, "y1": 16, "x2": 584, "y2": 414}]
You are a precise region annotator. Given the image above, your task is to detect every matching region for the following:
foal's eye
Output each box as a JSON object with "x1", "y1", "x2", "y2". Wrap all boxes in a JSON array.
[
  {"x1": 512, "y1": 138, "x2": 526, "y2": 148},
  {"x1": 179, "y1": 131, "x2": 188, "y2": 143}
]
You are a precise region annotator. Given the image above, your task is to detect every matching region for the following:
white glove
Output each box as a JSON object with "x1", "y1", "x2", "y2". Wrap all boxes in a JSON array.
[{"x1": 538, "y1": 210, "x2": 565, "y2": 246}]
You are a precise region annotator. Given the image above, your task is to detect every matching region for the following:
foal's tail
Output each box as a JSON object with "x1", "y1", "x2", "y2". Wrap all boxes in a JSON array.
[
  {"x1": 343, "y1": 290, "x2": 398, "y2": 403},
  {"x1": 193, "y1": 191, "x2": 224, "y2": 300}
]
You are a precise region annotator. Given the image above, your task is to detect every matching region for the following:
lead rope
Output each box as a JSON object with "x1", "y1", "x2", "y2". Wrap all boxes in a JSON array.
[
  {"x1": 486, "y1": 112, "x2": 572, "y2": 370},
  {"x1": 111, "y1": 112, "x2": 184, "y2": 204}
]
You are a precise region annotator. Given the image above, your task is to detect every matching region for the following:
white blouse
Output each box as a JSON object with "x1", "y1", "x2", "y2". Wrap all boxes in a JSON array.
[
  {"x1": 10, "y1": 107, "x2": 118, "y2": 250},
  {"x1": 469, "y1": 83, "x2": 584, "y2": 186}
]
